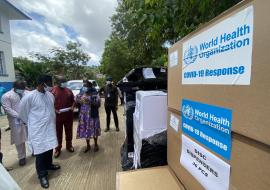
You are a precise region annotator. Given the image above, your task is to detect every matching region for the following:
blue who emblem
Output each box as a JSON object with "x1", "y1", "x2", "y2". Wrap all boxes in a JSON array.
[
  {"x1": 183, "y1": 45, "x2": 198, "y2": 65},
  {"x1": 182, "y1": 104, "x2": 194, "y2": 120}
]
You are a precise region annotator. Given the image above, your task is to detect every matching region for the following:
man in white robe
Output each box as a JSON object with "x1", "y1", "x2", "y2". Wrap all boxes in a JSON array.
[
  {"x1": 1, "y1": 81, "x2": 27, "y2": 166},
  {"x1": 19, "y1": 75, "x2": 60, "y2": 189}
]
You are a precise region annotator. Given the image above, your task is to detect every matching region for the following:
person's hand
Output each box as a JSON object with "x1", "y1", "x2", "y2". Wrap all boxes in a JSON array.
[
  {"x1": 71, "y1": 106, "x2": 75, "y2": 112},
  {"x1": 55, "y1": 110, "x2": 60, "y2": 114}
]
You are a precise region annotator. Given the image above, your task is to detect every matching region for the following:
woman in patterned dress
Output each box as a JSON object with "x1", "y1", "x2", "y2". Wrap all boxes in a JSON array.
[{"x1": 76, "y1": 81, "x2": 101, "y2": 152}]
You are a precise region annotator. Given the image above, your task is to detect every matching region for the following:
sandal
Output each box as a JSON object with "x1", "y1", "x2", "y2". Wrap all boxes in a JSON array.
[
  {"x1": 54, "y1": 150, "x2": 61, "y2": 158},
  {"x1": 67, "y1": 147, "x2": 75, "y2": 153},
  {"x1": 84, "y1": 146, "x2": 91, "y2": 153},
  {"x1": 94, "y1": 145, "x2": 99, "y2": 152},
  {"x1": 5, "y1": 167, "x2": 13, "y2": 171}
]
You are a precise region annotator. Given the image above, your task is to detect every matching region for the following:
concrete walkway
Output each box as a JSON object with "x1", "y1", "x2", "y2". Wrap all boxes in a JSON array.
[{"x1": 0, "y1": 102, "x2": 125, "y2": 190}]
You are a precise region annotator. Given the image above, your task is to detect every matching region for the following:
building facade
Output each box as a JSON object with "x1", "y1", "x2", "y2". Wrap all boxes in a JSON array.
[{"x1": 0, "y1": 0, "x2": 30, "y2": 90}]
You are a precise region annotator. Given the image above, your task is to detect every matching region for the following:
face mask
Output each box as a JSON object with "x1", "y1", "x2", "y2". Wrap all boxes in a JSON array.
[
  {"x1": 15, "y1": 89, "x2": 24, "y2": 95},
  {"x1": 82, "y1": 87, "x2": 88, "y2": 92},
  {"x1": 106, "y1": 81, "x2": 112, "y2": 85},
  {"x1": 44, "y1": 84, "x2": 52, "y2": 92},
  {"x1": 60, "y1": 83, "x2": 67, "y2": 88}
]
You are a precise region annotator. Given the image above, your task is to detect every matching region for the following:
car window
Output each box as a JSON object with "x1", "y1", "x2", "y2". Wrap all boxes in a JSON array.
[{"x1": 67, "y1": 82, "x2": 83, "y2": 90}]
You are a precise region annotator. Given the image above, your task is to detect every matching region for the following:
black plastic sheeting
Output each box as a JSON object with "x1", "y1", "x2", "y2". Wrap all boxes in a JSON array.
[
  {"x1": 117, "y1": 67, "x2": 167, "y2": 94},
  {"x1": 121, "y1": 130, "x2": 167, "y2": 171},
  {"x1": 140, "y1": 130, "x2": 167, "y2": 168},
  {"x1": 119, "y1": 67, "x2": 168, "y2": 171},
  {"x1": 119, "y1": 67, "x2": 167, "y2": 158}
]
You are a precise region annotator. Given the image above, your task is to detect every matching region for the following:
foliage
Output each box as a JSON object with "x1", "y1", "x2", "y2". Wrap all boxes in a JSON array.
[
  {"x1": 100, "y1": 35, "x2": 135, "y2": 82},
  {"x1": 14, "y1": 41, "x2": 100, "y2": 88},
  {"x1": 101, "y1": 0, "x2": 241, "y2": 81},
  {"x1": 14, "y1": 57, "x2": 49, "y2": 87},
  {"x1": 34, "y1": 41, "x2": 91, "y2": 80}
]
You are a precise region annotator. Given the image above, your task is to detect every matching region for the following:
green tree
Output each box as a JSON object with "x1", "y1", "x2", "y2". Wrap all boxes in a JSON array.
[
  {"x1": 35, "y1": 41, "x2": 91, "y2": 80},
  {"x1": 101, "y1": 35, "x2": 135, "y2": 82},
  {"x1": 101, "y1": 0, "x2": 241, "y2": 80},
  {"x1": 14, "y1": 57, "x2": 49, "y2": 88},
  {"x1": 14, "y1": 42, "x2": 102, "y2": 87}
]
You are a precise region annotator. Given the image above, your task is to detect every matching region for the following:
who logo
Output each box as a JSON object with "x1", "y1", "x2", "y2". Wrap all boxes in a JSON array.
[
  {"x1": 183, "y1": 45, "x2": 198, "y2": 65},
  {"x1": 182, "y1": 104, "x2": 194, "y2": 120}
]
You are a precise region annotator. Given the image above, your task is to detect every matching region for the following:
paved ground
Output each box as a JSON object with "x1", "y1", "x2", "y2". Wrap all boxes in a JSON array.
[{"x1": 0, "y1": 101, "x2": 125, "y2": 190}]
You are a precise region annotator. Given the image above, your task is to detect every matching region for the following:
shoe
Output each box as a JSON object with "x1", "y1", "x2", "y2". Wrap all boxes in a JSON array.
[
  {"x1": 116, "y1": 128, "x2": 120, "y2": 132},
  {"x1": 84, "y1": 146, "x2": 91, "y2": 153},
  {"x1": 54, "y1": 150, "x2": 61, "y2": 158},
  {"x1": 0, "y1": 152, "x2": 3, "y2": 164},
  {"x1": 94, "y1": 145, "x2": 99, "y2": 152},
  {"x1": 19, "y1": 158, "x2": 26, "y2": 166},
  {"x1": 104, "y1": 128, "x2": 110, "y2": 132},
  {"x1": 67, "y1": 146, "x2": 75, "y2": 153},
  {"x1": 5, "y1": 167, "x2": 13, "y2": 171},
  {"x1": 39, "y1": 177, "x2": 49, "y2": 189},
  {"x1": 48, "y1": 164, "x2": 61, "y2": 171}
]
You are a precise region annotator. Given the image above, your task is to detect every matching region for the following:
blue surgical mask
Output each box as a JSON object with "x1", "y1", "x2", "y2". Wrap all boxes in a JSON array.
[
  {"x1": 15, "y1": 89, "x2": 24, "y2": 95},
  {"x1": 60, "y1": 83, "x2": 67, "y2": 88},
  {"x1": 82, "y1": 87, "x2": 88, "y2": 92}
]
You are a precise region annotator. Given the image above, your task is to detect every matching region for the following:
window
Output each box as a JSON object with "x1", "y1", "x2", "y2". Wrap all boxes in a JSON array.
[
  {"x1": 0, "y1": 16, "x2": 2, "y2": 33},
  {"x1": 0, "y1": 51, "x2": 6, "y2": 75}
]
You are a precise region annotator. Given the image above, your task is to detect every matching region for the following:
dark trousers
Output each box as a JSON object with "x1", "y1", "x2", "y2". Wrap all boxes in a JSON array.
[
  {"x1": 56, "y1": 111, "x2": 73, "y2": 151},
  {"x1": 36, "y1": 149, "x2": 53, "y2": 178},
  {"x1": 0, "y1": 130, "x2": 2, "y2": 163},
  {"x1": 105, "y1": 106, "x2": 119, "y2": 129}
]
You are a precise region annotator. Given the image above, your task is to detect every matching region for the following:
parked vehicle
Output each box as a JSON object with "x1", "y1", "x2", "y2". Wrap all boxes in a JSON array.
[
  {"x1": 66, "y1": 80, "x2": 100, "y2": 97},
  {"x1": 66, "y1": 80, "x2": 100, "y2": 112}
]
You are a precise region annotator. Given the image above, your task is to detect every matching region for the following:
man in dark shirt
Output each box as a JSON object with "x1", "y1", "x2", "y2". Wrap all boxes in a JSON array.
[
  {"x1": 103, "y1": 77, "x2": 119, "y2": 132},
  {"x1": 51, "y1": 76, "x2": 75, "y2": 158}
]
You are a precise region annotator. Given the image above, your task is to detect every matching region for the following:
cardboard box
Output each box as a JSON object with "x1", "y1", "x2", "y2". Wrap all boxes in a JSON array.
[
  {"x1": 168, "y1": 0, "x2": 270, "y2": 145},
  {"x1": 133, "y1": 90, "x2": 168, "y2": 168},
  {"x1": 134, "y1": 91, "x2": 167, "y2": 132},
  {"x1": 167, "y1": 110, "x2": 270, "y2": 190},
  {"x1": 116, "y1": 166, "x2": 185, "y2": 190}
]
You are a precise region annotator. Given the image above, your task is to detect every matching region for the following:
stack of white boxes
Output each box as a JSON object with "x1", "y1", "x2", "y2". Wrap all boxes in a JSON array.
[{"x1": 133, "y1": 91, "x2": 167, "y2": 169}]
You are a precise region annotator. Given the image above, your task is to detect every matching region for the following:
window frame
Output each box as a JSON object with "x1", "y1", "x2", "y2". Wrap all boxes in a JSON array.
[
  {"x1": 0, "y1": 16, "x2": 3, "y2": 33},
  {"x1": 0, "y1": 51, "x2": 7, "y2": 76}
]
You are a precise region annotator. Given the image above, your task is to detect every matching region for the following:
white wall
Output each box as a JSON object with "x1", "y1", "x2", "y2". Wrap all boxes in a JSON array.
[
  {"x1": 0, "y1": 14, "x2": 11, "y2": 43},
  {"x1": 0, "y1": 41, "x2": 15, "y2": 82},
  {"x1": 0, "y1": 14, "x2": 15, "y2": 83}
]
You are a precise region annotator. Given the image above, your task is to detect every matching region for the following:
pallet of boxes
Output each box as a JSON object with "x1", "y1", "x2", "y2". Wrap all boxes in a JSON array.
[{"x1": 117, "y1": 0, "x2": 270, "y2": 189}]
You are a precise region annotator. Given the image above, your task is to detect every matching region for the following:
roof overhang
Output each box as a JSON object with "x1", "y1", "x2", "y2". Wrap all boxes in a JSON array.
[{"x1": 0, "y1": 0, "x2": 31, "y2": 20}]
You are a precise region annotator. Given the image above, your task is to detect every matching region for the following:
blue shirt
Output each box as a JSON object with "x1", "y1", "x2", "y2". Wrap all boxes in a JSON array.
[{"x1": 0, "y1": 86, "x2": 7, "y2": 100}]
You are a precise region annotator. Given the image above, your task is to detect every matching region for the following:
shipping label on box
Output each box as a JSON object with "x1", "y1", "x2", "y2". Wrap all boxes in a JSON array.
[
  {"x1": 169, "y1": 50, "x2": 178, "y2": 68},
  {"x1": 170, "y1": 113, "x2": 179, "y2": 132},
  {"x1": 143, "y1": 68, "x2": 156, "y2": 79},
  {"x1": 180, "y1": 135, "x2": 230, "y2": 190},
  {"x1": 181, "y1": 99, "x2": 232, "y2": 160},
  {"x1": 182, "y1": 5, "x2": 253, "y2": 85}
]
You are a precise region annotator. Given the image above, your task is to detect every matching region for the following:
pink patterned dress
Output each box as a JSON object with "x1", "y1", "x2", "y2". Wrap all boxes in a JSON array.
[{"x1": 76, "y1": 94, "x2": 101, "y2": 139}]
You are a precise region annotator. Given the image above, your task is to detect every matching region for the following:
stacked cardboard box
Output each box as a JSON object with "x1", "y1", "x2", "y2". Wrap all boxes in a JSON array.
[
  {"x1": 116, "y1": 166, "x2": 185, "y2": 190},
  {"x1": 167, "y1": 0, "x2": 270, "y2": 190},
  {"x1": 117, "y1": 0, "x2": 270, "y2": 189},
  {"x1": 133, "y1": 91, "x2": 167, "y2": 168}
]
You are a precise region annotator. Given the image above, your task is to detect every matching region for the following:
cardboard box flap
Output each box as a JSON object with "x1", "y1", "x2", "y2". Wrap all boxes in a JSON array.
[{"x1": 116, "y1": 166, "x2": 185, "y2": 190}]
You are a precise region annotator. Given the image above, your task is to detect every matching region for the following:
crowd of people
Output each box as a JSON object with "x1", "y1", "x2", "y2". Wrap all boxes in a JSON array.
[{"x1": 0, "y1": 74, "x2": 120, "y2": 189}]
